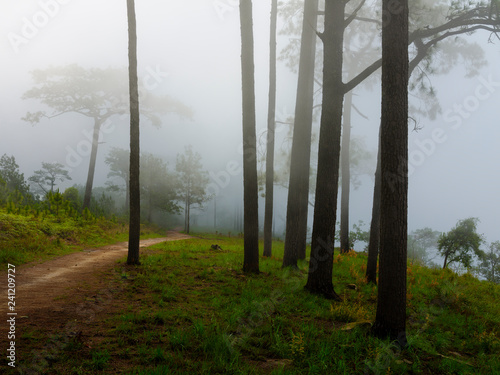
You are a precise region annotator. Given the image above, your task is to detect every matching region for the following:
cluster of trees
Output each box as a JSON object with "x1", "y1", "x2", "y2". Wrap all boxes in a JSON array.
[
  {"x1": 239, "y1": 0, "x2": 499, "y2": 342},
  {"x1": 105, "y1": 146, "x2": 211, "y2": 233},
  {"x1": 0, "y1": 145, "x2": 212, "y2": 233},
  {"x1": 0, "y1": 154, "x2": 114, "y2": 219}
]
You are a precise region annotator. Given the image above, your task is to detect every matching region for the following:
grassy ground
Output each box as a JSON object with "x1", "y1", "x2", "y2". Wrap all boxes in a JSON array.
[
  {"x1": 0, "y1": 209, "x2": 164, "y2": 267},
  {"x1": 14, "y1": 234, "x2": 500, "y2": 374}
]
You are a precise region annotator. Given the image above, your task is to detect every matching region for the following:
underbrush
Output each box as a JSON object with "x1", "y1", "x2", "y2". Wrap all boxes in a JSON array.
[{"x1": 0, "y1": 209, "x2": 163, "y2": 267}]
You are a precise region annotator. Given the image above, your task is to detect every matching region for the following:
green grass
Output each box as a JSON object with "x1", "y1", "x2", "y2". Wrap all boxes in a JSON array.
[
  {"x1": 0, "y1": 209, "x2": 165, "y2": 267},
  {"x1": 15, "y1": 234, "x2": 500, "y2": 374}
]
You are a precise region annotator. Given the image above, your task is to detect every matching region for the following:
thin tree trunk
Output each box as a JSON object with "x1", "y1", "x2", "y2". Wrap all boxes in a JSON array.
[
  {"x1": 184, "y1": 198, "x2": 188, "y2": 232},
  {"x1": 263, "y1": 0, "x2": 278, "y2": 258},
  {"x1": 187, "y1": 194, "x2": 190, "y2": 234},
  {"x1": 366, "y1": 126, "x2": 381, "y2": 284},
  {"x1": 340, "y1": 91, "x2": 353, "y2": 254},
  {"x1": 282, "y1": 0, "x2": 319, "y2": 267},
  {"x1": 239, "y1": 0, "x2": 259, "y2": 273},
  {"x1": 372, "y1": 0, "x2": 409, "y2": 343},
  {"x1": 148, "y1": 187, "x2": 152, "y2": 223},
  {"x1": 82, "y1": 118, "x2": 102, "y2": 210},
  {"x1": 127, "y1": 0, "x2": 140, "y2": 265},
  {"x1": 443, "y1": 254, "x2": 448, "y2": 269},
  {"x1": 304, "y1": 0, "x2": 345, "y2": 301}
]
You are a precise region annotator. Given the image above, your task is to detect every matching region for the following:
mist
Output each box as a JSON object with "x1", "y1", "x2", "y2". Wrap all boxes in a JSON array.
[{"x1": 1, "y1": 0, "x2": 499, "y2": 249}]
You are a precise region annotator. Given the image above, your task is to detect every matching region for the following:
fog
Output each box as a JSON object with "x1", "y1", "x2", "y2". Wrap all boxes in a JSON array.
[{"x1": 1, "y1": 1, "x2": 499, "y2": 250}]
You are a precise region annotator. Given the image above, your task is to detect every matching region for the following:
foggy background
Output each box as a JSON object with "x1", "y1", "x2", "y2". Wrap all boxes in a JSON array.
[{"x1": 1, "y1": 0, "x2": 499, "y2": 253}]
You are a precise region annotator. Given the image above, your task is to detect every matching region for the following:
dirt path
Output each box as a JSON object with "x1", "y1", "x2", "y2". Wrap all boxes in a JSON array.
[{"x1": 0, "y1": 231, "x2": 192, "y2": 361}]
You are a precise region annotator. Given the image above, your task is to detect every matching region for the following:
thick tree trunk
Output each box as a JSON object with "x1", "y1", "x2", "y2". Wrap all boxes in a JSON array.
[
  {"x1": 372, "y1": 0, "x2": 409, "y2": 343},
  {"x1": 366, "y1": 127, "x2": 381, "y2": 284},
  {"x1": 282, "y1": 0, "x2": 319, "y2": 267},
  {"x1": 82, "y1": 118, "x2": 102, "y2": 210},
  {"x1": 263, "y1": 0, "x2": 278, "y2": 258},
  {"x1": 340, "y1": 91, "x2": 353, "y2": 254},
  {"x1": 239, "y1": 0, "x2": 259, "y2": 273},
  {"x1": 304, "y1": 0, "x2": 345, "y2": 301},
  {"x1": 127, "y1": 0, "x2": 141, "y2": 265}
]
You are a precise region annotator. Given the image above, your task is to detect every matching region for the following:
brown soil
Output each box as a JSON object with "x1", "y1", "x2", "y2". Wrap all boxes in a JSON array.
[{"x1": 0, "y1": 231, "x2": 192, "y2": 372}]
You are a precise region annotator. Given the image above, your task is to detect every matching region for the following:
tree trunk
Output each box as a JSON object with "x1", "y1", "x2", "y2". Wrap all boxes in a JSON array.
[
  {"x1": 340, "y1": 91, "x2": 353, "y2": 254},
  {"x1": 304, "y1": 0, "x2": 345, "y2": 301},
  {"x1": 214, "y1": 196, "x2": 217, "y2": 229},
  {"x1": 82, "y1": 118, "x2": 102, "y2": 210},
  {"x1": 187, "y1": 194, "x2": 191, "y2": 234},
  {"x1": 184, "y1": 198, "x2": 188, "y2": 232},
  {"x1": 282, "y1": 0, "x2": 319, "y2": 267},
  {"x1": 366, "y1": 127, "x2": 381, "y2": 284},
  {"x1": 263, "y1": 0, "x2": 278, "y2": 258},
  {"x1": 443, "y1": 253, "x2": 448, "y2": 269},
  {"x1": 127, "y1": 0, "x2": 141, "y2": 265},
  {"x1": 239, "y1": 0, "x2": 259, "y2": 273},
  {"x1": 372, "y1": 0, "x2": 409, "y2": 343}
]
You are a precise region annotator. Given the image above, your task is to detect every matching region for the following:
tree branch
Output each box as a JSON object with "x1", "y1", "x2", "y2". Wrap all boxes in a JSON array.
[{"x1": 344, "y1": 0, "x2": 367, "y2": 28}]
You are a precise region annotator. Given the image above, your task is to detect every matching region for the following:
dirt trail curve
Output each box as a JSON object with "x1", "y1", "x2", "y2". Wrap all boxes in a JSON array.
[{"x1": 0, "y1": 231, "x2": 192, "y2": 316}]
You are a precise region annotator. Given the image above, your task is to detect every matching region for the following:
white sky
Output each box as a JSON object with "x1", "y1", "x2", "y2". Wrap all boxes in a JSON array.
[{"x1": 0, "y1": 0, "x2": 499, "y2": 246}]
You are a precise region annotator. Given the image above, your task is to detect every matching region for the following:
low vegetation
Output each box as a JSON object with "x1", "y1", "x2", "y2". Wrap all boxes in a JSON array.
[
  {"x1": 16, "y1": 234, "x2": 500, "y2": 374},
  {"x1": 0, "y1": 208, "x2": 162, "y2": 268}
]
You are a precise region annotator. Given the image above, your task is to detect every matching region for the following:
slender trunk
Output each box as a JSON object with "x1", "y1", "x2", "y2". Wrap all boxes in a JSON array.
[
  {"x1": 124, "y1": 179, "x2": 129, "y2": 213},
  {"x1": 263, "y1": 0, "x2": 278, "y2": 258},
  {"x1": 443, "y1": 254, "x2": 448, "y2": 269},
  {"x1": 366, "y1": 127, "x2": 382, "y2": 284},
  {"x1": 282, "y1": 0, "x2": 319, "y2": 267},
  {"x1": 372, "y1": 0, "x2": 409, "y2": 343},
  {"x1": 214, "y1": 196, "x2": 217, "y2": 229},
  {"x1": 184, "y1": 198, "x2": 188, "y2": 232},
  {"x1": 82, "y1": 118, "x2": 102, "y2": 210},
  {"x1": 127, "y1": 0, "x2": 141, "y2": 265},
  {"x1": 148, "y1": 187, "x2": 152, "y2": 223},
  {"x1": 187, "y1": 194, "x2": 191, "y2": 234},
  {"x1": 304, "y1": 0, "x2": 345, "y2": 301},
  {"x1": 240, "y1": 0, "x2": 259, "y2": 273},
  {"x1": 340, "y1": 91, "x2": 353, "y2": 254}
]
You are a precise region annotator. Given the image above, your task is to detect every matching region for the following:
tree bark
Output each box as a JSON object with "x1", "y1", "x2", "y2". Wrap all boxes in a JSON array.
[
  {"x1": 127, "y1": 0, "x2": 141, "y2": 265},
  {"x1": 240, "y1": 0, "x2": 259, "y2": 273},
  {"x1": 340, "y1": 90, "x2": 353, "y2": 254},
  {"x1": 82, "y1": 118, "x2": 102, "y2": 210},
  {"x1": 443, "y1": 254, "x2": 448, "y2": 269},
  {"x1": 366, "y1": 127, "x2": 381, "y2": 284},
  {"x1": 372, "y1": 0, "x2": 409, "y2": 343},
  {"x1": 263, "y1": 0, "x2": 278, "y2": 258},
  {"x1": 282, "y1": 0, "x2": 319, "y2": 267},
  {"x1": 304, "y1": 0, "x2": 345, "y2": 301}
]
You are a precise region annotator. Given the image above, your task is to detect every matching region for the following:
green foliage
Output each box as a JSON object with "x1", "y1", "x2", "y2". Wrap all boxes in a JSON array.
[
  {"x1": 477, "y1": 241, "x2": 500, "y2": 283},
  {"x1": 104, "y1": 148, "x2": 180, "y2": 219},
  {"x1": 408, "y1": 227, "x2": 441, "y2": 265},
  {"x1": 28, "y1": 161, "x2": 71, "y2": 197},
  {"x1": 438, "y1": 217, "x2": 484, "y2": 269},
  {"x1": 0, "y1": 154, "x2": 31, "y2": 197},
  {"x1": 22, "y1": 64, "x2": 193, "y2": 127}
]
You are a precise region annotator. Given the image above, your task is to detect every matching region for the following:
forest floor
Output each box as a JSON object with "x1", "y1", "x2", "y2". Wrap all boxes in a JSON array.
[
  {"x1": 0, "y1": 231, "x2": 192, "y2": 373},
  {"x1": 1, "y1": 234, "x2": 499, "y2": 374}
]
